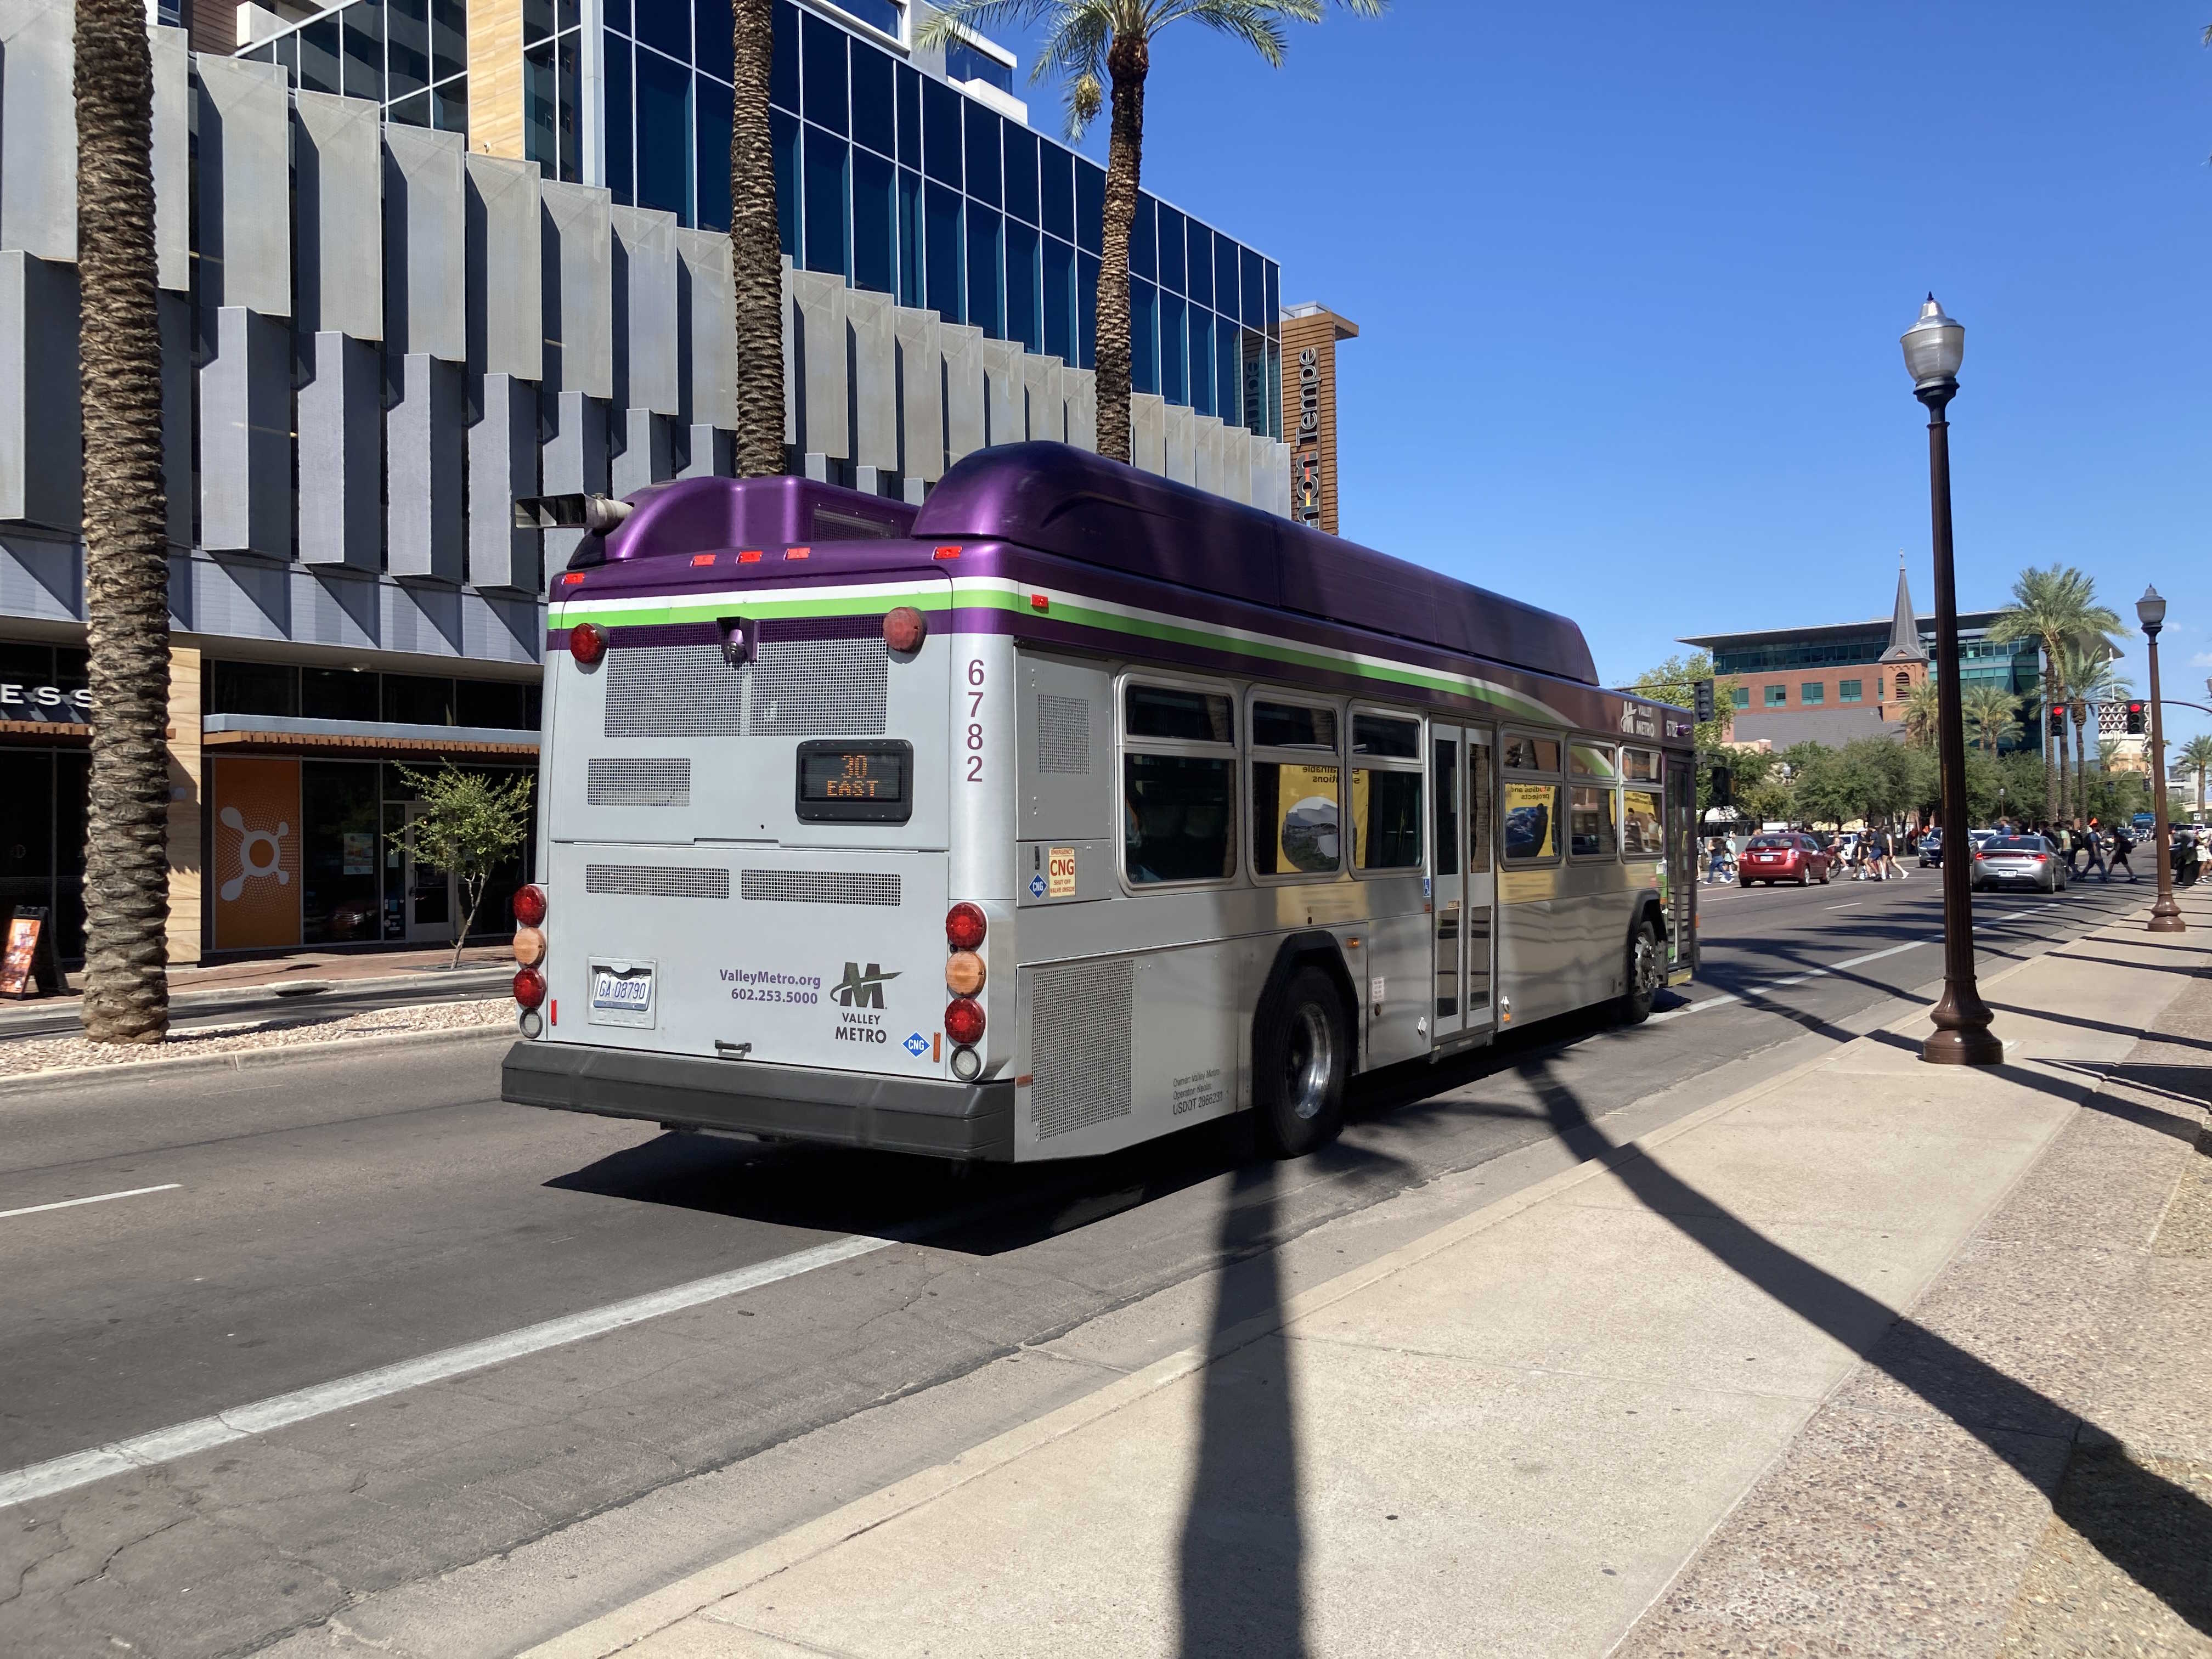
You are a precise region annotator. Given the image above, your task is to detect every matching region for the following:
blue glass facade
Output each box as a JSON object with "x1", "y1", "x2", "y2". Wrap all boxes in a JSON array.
[{"x1": 241, "y1": 0, "x2": 1283, "y2": 437}]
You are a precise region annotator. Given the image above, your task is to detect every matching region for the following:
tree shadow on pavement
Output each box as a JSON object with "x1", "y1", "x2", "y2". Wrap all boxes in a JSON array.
[{"x1": 1531, "y1": 1058, "x2": 2212, "y2": 1638}]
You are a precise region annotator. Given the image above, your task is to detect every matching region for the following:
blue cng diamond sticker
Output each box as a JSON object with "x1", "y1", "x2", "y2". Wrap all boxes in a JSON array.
[
  {"x1": 1028, "y1": 873, "x2": 1047, "y2": 898},
  {"x1": 903, "y1": 1031, "x2": 930, "y2": 1058}
]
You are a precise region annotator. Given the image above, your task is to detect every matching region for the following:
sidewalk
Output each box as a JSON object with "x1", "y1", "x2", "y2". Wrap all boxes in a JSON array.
[{"x1": 531, "y1": 895, "x2": 2212, "y2": 1658}]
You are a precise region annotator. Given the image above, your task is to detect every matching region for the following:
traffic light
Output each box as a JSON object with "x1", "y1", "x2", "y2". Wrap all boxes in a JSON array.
[
  {"x1": 2126, "y1": 700, "x2": 2147, "y2": 736},
  {"x1": 1694, "y1": 678, "x2": 1715, "y2": 723},
  {"x1": 2048, "y1": 707, "x2": 2067, "y2": 738}
]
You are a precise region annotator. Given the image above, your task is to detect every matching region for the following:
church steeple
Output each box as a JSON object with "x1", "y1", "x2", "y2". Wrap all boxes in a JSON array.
[{"x1": 1880, "y1": 555, "x2": 1926, "y2": 664}]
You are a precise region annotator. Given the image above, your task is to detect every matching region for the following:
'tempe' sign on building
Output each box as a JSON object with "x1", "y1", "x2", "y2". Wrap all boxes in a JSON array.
[{"x1": 1278, "y1": 305, "x2": 1358, "y2": 537}]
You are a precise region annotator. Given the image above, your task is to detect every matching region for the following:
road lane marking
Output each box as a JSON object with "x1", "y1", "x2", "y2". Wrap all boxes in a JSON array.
[
  {"x1": 0, "y1": 1232, "x2": 889, "y2": 1511},
  {"x1": 1651, "y1": 939, "x2": 1936, "y2": 1023},
  {"x1": 0, "y1": 1184, "x2": 181, "y2": 1222}
]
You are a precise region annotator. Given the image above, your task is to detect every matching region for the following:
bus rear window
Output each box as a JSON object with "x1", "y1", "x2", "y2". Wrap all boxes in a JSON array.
[
  {"x1": 795, "y1": 740, "x2": 913, "y2": 822},
  {"x1": 1126, "y1": 684, "x2": 1235, "y2": 743}
]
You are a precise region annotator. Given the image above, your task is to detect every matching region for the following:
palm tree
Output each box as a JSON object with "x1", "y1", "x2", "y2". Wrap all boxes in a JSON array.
[
  {"x1": 1899, "y1": 678, "x2": 1942, "y2": 748},
  {"x1": 2061, "y1": 640, "x2": 2132, "y2": 814},
  {"x1": 729, "y1": 0, "x2": 786, "y2": 477},
  {"x1": 918, "y1": 0, "x2": 1385, "y2": 465},
  {"x1": 2177, "y1": 733, "x2": 2212, "y2": 820},
  {"x1": 75, "y1": 0, "x2": 171, "y2": 1043},
  {"x1": 1988, "y1": 565, "x2": 2127, "y2": 823},
  {"x1": 1961, "y1": 684, "x2": 2022, "y2": 755}
]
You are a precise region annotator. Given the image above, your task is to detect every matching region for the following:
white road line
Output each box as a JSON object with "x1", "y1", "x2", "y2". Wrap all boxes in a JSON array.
[
  {"x1": 0, "y1": 1184, "x2": 181, "y2": 1222},
  {"x1": 0, "y1": 1232, "x2": 889, "y2": 1510},
  {"x1": 1649, "y1": 938, "x2": 1936, "y2": 1024}
]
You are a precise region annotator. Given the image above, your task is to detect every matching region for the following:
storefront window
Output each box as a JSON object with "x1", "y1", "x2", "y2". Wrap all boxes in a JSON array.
[
  {"x1": 302, "y1": 763, "x2": 382, "y2": 944},
  {"x1": 303, "y1": 667, "x2": 381, "y2": 722},
  {"x1": 382, "y1": 674, "x2": 455, "y2": 726},
  {"x1": 211, "y1": 660, "x2": 300, "y2": 717}
]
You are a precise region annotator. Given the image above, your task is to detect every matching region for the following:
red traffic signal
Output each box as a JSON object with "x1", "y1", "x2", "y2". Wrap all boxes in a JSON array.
[{"x1": 2125, "y1": 701, "x2": 2147, "y2": 736}]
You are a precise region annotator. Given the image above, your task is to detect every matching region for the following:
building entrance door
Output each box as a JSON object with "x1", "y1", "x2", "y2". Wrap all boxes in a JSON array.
[
  {"x1": 399, "y1": 803, "x2": 458, "y2": 945},
  {"x1": 1430, "y1": 724, "x2": 1496, "y2": 1043}
]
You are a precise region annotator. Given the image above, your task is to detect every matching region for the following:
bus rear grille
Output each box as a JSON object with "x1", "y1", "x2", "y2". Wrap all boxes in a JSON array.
[
  {"x1": 1030, "y1": 958, "x2": 1133, "y2": 1139},
  {"x1": 584, "y1": 864, "x2": 730, "y2": 899},
  {"x1": 605, "y1": 645, "x2": 744, "y2": 738},
  {"x1": 601, "y1": 638, "x2": 885, "y2": 739},
  {"x1": 739, "y1": 870, "x2": 902, "y2": 906},
  {"x1": 586, "y1": 758, "x2": 692, "y2": 806}
]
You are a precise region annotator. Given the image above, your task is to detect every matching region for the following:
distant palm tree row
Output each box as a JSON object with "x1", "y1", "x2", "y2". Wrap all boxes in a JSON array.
[
  {"x1": 70, "y1": 0, "x2": 1387, "y2": 1040},
  {"x1": 1987, "y1": 566, "x2": 2132, "y2": 823}
]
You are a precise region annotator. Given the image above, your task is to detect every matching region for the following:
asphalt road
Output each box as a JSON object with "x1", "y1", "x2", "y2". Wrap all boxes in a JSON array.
[{"x1": 0, "y1": 871, "x2": 2158, "y2": 1656}]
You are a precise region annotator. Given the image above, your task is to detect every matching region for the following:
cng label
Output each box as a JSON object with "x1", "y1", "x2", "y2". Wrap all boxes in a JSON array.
[{"x1": 1047, "y1": 846, "x2": 1077, "y2": 898}]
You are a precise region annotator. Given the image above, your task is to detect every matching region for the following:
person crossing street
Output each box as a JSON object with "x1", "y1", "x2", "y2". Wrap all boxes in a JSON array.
[{"x1": 2110, "y1": 817, "x2": 2139, "y2": 883}]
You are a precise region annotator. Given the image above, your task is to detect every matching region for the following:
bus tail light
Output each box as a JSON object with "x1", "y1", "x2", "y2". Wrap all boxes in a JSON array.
[
  {"x1": 946, "y1": 902, "x2": 986, "y2": 951},
  {"x1": 944, "y1": 996, "x2": 985, "y2": 1047},
  {"x1": 514, "y1": 884, "x2": 548, "y2": 927},
  {"x1": 514, "y1": 966, "x2": 548, "y2": 1009},
  {"x1": 945, "y1": 951, "x2": 985, "y2": 995},
  {"x1": 513, "y1": 927, "x2": 546, "y2": 966},
  {"x1": 569, "y1": 622, "x2": 608, "y2": 666},
  {"x1": 884, "y1": 606, "x2": 928, "y2": 653}
]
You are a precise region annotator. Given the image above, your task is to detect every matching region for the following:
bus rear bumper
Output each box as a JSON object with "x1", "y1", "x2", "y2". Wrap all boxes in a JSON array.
[{"x1": 501, "y1": 1040, "x2": 1016, "y2": 1161}]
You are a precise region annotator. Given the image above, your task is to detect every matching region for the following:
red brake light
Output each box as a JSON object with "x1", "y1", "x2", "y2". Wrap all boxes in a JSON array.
[
  {"x1": 513, "y1": 966, "x2": 548, "y2": 1009},
  {"x1": 946, "y1": 902, "x2": 986, "y2": 951},
  {"x1": 569, "y1": 622, "x2": 607, "y2": 666},
  {"x1": 884, "y1": 606, "x2": 928, "y2": 653},
  {"x1": 932, "y1": 545, "x2": 962, "y2": 560},
  {"x1": 514, "y1": 883, "x2": 548, "y2": 926},
  {"x1": 945, "y1": 996, "x2": 985, "y2": 1046}
]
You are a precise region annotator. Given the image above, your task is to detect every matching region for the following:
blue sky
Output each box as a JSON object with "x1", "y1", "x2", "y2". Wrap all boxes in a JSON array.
[{"x1": 985, "y1": 2, "x2": 2212, "y2": 741}]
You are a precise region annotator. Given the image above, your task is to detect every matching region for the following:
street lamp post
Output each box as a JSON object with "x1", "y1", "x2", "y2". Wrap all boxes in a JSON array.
[
  {"x1": 2137, "y1": 586, "x2": 2185, "y2": 932},
  {"x1": 1903, "y1": 296, "x2": 2003, "y2": 1066}
]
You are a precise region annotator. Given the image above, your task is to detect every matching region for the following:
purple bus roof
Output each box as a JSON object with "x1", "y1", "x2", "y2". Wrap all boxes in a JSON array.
[
  {"x1": 595, "y1": 473, "x2": 916, "y2": 564},
  {"x1": 911, "y1": 443, "x2": 1598, "y2": 687}
]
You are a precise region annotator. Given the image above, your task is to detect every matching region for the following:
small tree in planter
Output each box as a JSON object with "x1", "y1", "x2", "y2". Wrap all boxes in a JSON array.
[{"x1": 387, "y1": 765, "x2": 536, "y2": 968}]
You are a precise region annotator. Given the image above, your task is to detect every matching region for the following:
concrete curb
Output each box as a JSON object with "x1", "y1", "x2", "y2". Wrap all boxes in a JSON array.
[{"x1": 0, "y1": 1019, "x2": 515, "y2": 1101}]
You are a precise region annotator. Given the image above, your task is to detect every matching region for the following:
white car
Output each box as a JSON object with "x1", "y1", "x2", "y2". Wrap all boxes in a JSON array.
[{"x1": 1971, "y1": 834, "x2": 2069, "y2": 893}]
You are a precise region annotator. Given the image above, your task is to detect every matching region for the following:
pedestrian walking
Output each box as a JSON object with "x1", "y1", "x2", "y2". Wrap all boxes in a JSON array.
[
  {"x1": 1706, "y1": 834, "x2": 1730, "y2": 885},
  {"x1": 2110, "y1": 819, "x2": 2138, "y2": 883},
  {"x1": 1880, "y1": 823, "x2": 1906, "y2": 881},
  {"x1": 2082, "y1": 818, "x2": 2109, "y2": 882}
]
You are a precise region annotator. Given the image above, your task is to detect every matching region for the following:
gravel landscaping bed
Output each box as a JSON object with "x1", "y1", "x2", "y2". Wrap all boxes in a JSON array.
[{"x1": 0, "y1": 998, "x2": 512, "y2": 1077}]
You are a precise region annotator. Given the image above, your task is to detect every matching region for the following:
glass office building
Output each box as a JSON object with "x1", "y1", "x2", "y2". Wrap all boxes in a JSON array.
[{"x1": 240, "y1": 0, "x2": 1284, "y2": 437}]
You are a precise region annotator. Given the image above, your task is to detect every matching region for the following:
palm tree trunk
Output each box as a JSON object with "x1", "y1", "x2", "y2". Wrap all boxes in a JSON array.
[
  {"x1": 729, "y1": 0, "x2": 786, "y2": 479},
  {"x1": 2042, "y1": 649, "x2": 2057, "y2": 823},
  {"x1": 1093, "y1": 30, "x2": 1148, "y2": 466},
  {"x1": 76, "y1": 0, "x2": 171, "y2": 1045},
  {"x1": 2073, "y1": 708, "x2": 2089, "y2": 821}
]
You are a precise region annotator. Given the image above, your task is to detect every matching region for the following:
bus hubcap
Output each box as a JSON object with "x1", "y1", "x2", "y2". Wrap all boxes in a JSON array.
[
  {"x1": 1287, "y1": 1003, "x2": 1334, "y2": 1120},
  {"x1": 1634, "y1": 933, "x2": 1661, "y2": 998}
]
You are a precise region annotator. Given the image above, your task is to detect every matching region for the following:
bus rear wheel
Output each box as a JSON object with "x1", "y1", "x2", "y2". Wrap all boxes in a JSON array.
[
  {"x1": 1619, "y1": 917, "x2": 1663, "y2": 1025},
  {"x1": 1254, "y1": 967, "x2": 1348, "y2": 1159}
]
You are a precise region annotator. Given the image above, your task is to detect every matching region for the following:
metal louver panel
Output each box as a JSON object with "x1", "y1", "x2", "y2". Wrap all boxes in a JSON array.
[
  {"x1": 740, "y1": 870, "x2": 902, "y2": 906},
  {"x1": 605, "y1": 644, "x2": 744, "y2": 738},
  {"x1": 586, "y1": 757, "x2": 692, "y2": 806},
  {"x1": 1035, "y1": 694, "x2": 1091, "y2": 775},
  {"x1": 1030, "y1": 958, "x2": 1135, "y2": 1139},
  {"x1": 584, "y1": 864, "x2": 730, "y2": 899},
  {"x1": 750, "y1": 636, "x2": 888, "y2": 736}
]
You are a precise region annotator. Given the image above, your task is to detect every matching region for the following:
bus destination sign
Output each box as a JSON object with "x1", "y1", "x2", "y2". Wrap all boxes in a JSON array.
[{"x1": 795, "y1": 740, "x2": 914, "y2": 824}]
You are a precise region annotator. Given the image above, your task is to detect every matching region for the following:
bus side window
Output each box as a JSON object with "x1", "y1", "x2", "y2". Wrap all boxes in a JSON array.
[
  {"x1": 1122, "y1": 682, "x2": 1238, "y2": 887},
  {"x1": 1468, "y1": 736, "x2": 1493, "y2": 873},
  {"x1": 1432, "y1": 738, "x2": 1458, "y2": 877},
  {"x1": 1352, "y1": 713, "x2": 1421, "y2": 871},
  {"x1": 1250, "y1": 698, "x2": 1342, "y2": 878}
]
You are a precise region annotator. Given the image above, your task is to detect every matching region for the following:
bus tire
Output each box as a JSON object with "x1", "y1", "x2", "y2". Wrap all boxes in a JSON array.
[
  {"x1": 1618, "y1": 916, "x2": 1663, "y2": 1025},
  {"x1": 1254, "y1": 967, "x2": 1348, "y2": 1159}
]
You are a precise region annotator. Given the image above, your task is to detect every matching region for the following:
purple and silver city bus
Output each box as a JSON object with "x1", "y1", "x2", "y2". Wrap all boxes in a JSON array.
[{"x1": 501, "y1": 443, "x2": 1699, "y2": 1163}]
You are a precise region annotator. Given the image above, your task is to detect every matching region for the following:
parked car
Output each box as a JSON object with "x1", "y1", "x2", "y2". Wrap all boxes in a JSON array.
[
  {"x1": 1971, "y1": 834, "x2": 2069, "y2": 893},
  {"x1": 1738, "y1": 832, "x2": 1832, "y2": 887}
]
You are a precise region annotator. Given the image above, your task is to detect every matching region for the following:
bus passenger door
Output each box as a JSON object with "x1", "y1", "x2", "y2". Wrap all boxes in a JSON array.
[{"x1": 1431, "y1": 724, "x2": 1497, "y2": 1043}]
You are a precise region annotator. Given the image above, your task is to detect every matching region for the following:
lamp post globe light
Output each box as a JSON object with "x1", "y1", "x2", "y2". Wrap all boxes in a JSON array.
[
  {"x1": 1903, "y1": 295, "x2": 2004, "y2": 1066},
  {"x1": 2137, "y1": 585, "x2": 2185, "y2": 933}
]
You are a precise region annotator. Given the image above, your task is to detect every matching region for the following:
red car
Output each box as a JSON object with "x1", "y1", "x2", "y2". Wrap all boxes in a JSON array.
[{"x1": 1738, "y1": 832, "x2": 1832, "y2": 887}]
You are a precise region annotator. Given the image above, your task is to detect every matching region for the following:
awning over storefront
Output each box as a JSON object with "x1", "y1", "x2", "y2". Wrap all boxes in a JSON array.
[
  {"x1": 201, "y1": 715, "x2": 538, "y2": 761},
  {"x1": 0, "y1": 719, "x2": 89, "y2": 744}
]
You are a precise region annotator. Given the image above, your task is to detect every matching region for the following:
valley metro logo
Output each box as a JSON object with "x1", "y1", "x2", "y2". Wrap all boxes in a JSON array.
[{"x1": 831, "y1": 962, "x2": 899, "y2": 1009}]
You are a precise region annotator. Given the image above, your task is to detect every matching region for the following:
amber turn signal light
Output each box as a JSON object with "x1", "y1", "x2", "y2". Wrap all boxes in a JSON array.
[{"x1": 883, "y1": 606, "x2": 928, "y2": 653}]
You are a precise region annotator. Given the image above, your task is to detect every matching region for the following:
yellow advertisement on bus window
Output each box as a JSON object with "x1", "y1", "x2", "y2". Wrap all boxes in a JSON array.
[
  {"x1": 1272, "y1": 763, "x2": 1341, "y2": 873},
  {"x1": 1503, "y1": 781, "x2": 1556, "y2": 860},
  {"x1": 1623, "y1": 789, "x2": 1662, "y2": 857}
]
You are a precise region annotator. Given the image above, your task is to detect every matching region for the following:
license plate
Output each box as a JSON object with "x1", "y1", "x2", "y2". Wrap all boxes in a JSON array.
[{"x1": 589, "y1": 963, "x2": 656, "y2": 1025}]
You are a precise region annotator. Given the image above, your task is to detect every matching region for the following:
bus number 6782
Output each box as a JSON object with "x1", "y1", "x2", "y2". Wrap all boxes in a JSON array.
[{"x1": 966, "y1": 659, "x2": 985, "y2": 782}]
